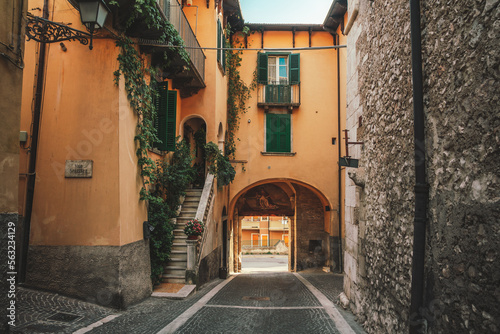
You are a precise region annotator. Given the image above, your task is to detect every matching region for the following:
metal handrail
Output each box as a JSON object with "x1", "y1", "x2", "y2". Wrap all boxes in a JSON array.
[{"x1": 257, "y1": 82, "x2": 301, "y2": 105}]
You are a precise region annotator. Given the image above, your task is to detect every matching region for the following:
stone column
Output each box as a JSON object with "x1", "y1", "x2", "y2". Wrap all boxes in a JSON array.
[
  {"x1": 186, "y1": 240, "x2": 198, "y2": 270},
  {"x1": 185, "y1": 239, "x2": 198, "y2": 284}
]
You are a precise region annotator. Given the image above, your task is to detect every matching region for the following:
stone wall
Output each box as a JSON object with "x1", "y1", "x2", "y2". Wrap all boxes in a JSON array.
[
  {"x1": 343, "y1": 0, "x2": 499, "y2": 333},
  {"x1": 25, "y1": 240, "x2": 152, "y2": 309},
  {"x1": 422, "y1": 1, "x2": 500, "y2": 332},
  {"x1": 198, "y1": 245, "x2": 222, "y2": 286}
]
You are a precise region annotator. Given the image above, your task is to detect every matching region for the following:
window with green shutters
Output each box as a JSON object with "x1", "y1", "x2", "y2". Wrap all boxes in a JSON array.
[
  {"x1": 217, "y1": 19, "x2": 226, "y2": 72},
  {"x1": 257, "y1": 53, "x2": 300, "y2": 85},
  {"x1": 257, "y1": 53, "x2": 300, "y2": 104},
  {"x1": 266, "y1": 113, "x2": 291, "y2": 153},
  {"x1": 153, "y1": 82, "x2": 177, "y2": 151}
]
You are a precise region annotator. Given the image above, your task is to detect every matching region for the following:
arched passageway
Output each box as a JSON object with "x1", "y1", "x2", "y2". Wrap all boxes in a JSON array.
[
  {"x1": 182, "y1": 116, "x2": 206, "y2": 187},
  {"x1": 228, "y1": 180, "x2": 336, "y2": 274}
]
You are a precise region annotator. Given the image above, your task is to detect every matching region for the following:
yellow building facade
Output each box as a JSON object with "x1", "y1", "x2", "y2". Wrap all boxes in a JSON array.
[
  {"x1": 18, "y1": 0, "x2": 237, "y2": 307},
  {"x1": 228, "y1": 16, "x2": 347, "y2": 273},
  {"x1": 15, "y1": 0, "x2": 346, "y2": 308}
]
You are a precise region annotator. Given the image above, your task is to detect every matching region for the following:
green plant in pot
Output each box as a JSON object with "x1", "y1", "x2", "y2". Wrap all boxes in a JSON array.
[{"x1": 184, "y1": 219, "x2": 204, "y2": 240}]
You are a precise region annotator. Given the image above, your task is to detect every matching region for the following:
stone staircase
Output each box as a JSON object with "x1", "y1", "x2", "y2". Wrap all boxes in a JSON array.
[{"x1": 161, "y1": 188, "x2": 203, "y2": 284}]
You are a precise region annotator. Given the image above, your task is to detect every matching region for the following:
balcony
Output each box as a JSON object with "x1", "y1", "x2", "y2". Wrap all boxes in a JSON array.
[
  {"x1": 121, "y1": 0, "x2": 205, "y2": 97},
  {"x1": 257, "y1": 81, "x2": 300, "y2": 110}
]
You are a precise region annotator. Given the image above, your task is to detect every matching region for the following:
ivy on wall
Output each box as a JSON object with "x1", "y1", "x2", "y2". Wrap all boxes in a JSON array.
[
  {"x1": 225, "y1": 25, "x2": 256, "y2": 158},
  {"x1": 112, "y1": 1, "x2": 195, "y2": 284},
  {"x1": 205, "y1": 142, "x2": 236, "y2": 187}
]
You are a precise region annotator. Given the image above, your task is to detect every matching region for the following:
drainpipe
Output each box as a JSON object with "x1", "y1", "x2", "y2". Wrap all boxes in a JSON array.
[
  {"x1": 20, "y1": 0, "x2": 48, "y2": 282},
  {"x1": 336, "y1": 33, "x2": 343, "y2": 273},
  {"x1": 409, "y1": 0, "x2": 429, "y2": 332}
]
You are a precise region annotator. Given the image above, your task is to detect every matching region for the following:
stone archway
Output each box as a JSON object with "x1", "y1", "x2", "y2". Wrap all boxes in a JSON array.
[{"x1": 229, "y1": 180, "x2": 334, "y2": 273}]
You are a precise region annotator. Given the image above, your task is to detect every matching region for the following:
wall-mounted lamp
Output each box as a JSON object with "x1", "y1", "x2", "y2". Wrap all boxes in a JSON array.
[{"x1": 26, "y1": 0, "x2": 110, "y2": 50}]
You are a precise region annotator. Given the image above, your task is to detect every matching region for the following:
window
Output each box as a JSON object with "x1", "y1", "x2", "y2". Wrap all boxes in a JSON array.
[
  {"x1": 217, "y1": 19, "x2": 226, "y2": 72},
  {"x1": 257, "y1": 53, "x2": 300, "y2": 85},
  {"x1": 258, "y1": 53, "x2": 300, "y2": 104},
  {"x1": 153, "y1": 82, "x2": 177, "y2": 151},
  {"x1": 266, "y1": 113, "x2": 291, "y2": 153},
  {"x1": 268, "y1": 56, "x2": 288, "y2": 84}
]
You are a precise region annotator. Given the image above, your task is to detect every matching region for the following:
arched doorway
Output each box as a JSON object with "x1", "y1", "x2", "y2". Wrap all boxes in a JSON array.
[
  {"x1": 182, "y1": 116, "x2": 206, "y2": 187},
  {"x1": 229, "y1": 180, "x2": 334, "y2": 273}
]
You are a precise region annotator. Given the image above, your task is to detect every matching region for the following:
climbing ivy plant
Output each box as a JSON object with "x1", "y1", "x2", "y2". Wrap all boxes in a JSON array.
[
  {"x1": 225, "y1": 25, "x2": 256, "y2": 158},
  {"x1": 205, "y1": 142, "x2": 236, "y2": 187},
  {"x1": 112, "y1": 1, "x2": 195, "y2": 284}
]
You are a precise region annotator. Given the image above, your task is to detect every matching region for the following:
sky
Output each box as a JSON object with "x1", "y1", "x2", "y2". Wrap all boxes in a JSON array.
[{"x1": 239, "y1": 0, "x2": 333, "y2": 24}]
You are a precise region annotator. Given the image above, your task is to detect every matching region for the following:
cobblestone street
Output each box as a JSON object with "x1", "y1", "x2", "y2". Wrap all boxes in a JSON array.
[{"x1": 13, "y1": 267, "x2": 365, "y2": 334}]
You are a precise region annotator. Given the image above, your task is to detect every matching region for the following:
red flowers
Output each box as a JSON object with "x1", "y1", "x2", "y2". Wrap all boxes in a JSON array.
[{"x1": 184, "y1": 219, "x2": 205, "y2": 236}]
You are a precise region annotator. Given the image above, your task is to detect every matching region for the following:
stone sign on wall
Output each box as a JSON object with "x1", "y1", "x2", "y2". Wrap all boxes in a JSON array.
[{"x1": 65, "y1": 160, "x2": 93, "y2": 178}]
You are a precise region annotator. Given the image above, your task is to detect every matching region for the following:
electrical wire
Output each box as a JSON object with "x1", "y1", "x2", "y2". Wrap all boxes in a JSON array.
[{"x1": 139, "y1": 42, "x2": 347, "y2": 52}]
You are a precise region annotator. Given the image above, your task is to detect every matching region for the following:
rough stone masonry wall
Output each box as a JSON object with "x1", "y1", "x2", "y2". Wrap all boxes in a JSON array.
[
  {"x1": 344, "y1": 0, "x2": 500, "y2": 333},
  {"x1": 422, "y1": 1, "x2": 500, "y2": 333},
  {"x1": 344, "y1": 0, "x2": 417, "y2": 333}
]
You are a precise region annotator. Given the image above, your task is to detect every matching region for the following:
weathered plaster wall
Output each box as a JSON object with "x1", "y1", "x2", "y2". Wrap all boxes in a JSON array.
[
  {"x1": 344, "y1": 0, "x2": 499, "y2": 333},
  {"x1": 1, "y1": 0, "x2": 26, "y2": 331},
  {"x1": 422, "y1": 1, "x2": 500, "y2": 332}
]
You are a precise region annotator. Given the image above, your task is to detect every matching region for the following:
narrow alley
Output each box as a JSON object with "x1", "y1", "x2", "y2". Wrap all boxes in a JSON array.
[{"x1": 14, "y1": 257, "x2": 365, "y2": 333}]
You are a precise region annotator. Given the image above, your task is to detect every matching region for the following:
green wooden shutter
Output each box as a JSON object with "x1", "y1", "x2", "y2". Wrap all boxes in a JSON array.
[
  {"x1": 266, "y1": 113, "x2": 278, "y2": 152},
  {"x1": 266, "y1": 114, "x2": 291, "y2": 153},
  {"x1": 154, "y1": 82, "x2": 169, "y2": 151},
  {"x1": 165, "y1": 90, "x2": 177, "y2": 151},
  {"x1": 257, "y1": 52, "x2": 268, "y2": 84},
  {"x1": 279, "y1": 114, "x2": 291, "y2": 152},
  {"x1": 217, "y1": 20, "x2": 222, "y2": 64},
  {"x1": 289, "y1": 53, "x2": 300, "y2": 85},
  {"x1": 222, "y1": 37, "x2": 227, "y2": 72},
  {"x1": 153, "y1": 82, "x2": 176, "y2": 151}
]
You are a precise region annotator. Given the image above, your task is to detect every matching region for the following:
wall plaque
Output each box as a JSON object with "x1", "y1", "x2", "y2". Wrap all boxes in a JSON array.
[{"x1": 65, "y1": 160, "x2": 93, "y2": 178}]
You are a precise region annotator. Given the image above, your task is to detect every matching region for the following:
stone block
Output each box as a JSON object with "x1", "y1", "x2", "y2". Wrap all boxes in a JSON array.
[{"x1": 25, "y1": 239, "x2": 152, "y2": 309}]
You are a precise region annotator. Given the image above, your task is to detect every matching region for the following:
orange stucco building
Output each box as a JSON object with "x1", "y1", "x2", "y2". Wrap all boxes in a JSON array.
[
  {"x1": 15, "y1": 0, "x2": 347, "y2": 307},
  {"x1": 18, "y1": 0, "x2": 239, "y2": 307},
  {"x1": 228, "y1": 15, "x2": 347, "y2": 272}
]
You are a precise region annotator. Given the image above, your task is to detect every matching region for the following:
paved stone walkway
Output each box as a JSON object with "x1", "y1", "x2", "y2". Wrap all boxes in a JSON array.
[{"x1": 12, "y1": 271, "x2": 366, "y2": 334}]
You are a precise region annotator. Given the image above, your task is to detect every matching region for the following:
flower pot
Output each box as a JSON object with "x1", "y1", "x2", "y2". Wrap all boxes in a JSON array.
[{"x1": 187, "y1": 235, "x2": 198, "y2": 240}]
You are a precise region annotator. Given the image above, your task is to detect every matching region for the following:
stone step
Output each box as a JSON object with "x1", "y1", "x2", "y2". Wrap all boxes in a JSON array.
[
  {"x1": 169, "y1": 258, "x2": 187, "y2": 266},
  {"x1": 161, "y1": 274, "x2": 185, "y2": 284},
  {"x1": 179, "y1": 214, "x2": 196, "y2": 219},
  {"x1": 184, "y1": 196, "x2": 201, "y2": 202},
  {"x1": 170, "y1": 250, "x2": 187, "y2": 259},
  {"x1": 185, "y1": 189, "x2": 203, "y2": 196},
  {"x1": 172, "y1": 243, "x2": 187, "y2": 252},
  {"x1": 182, "y1": 202, "x2": 199, "y2": 209},
  {"x1": 164, "y1": 267, "x2": 186, "y2": 277},
  {"x1": 174, "y1": 232, "x2": 187, "y2": 238},
  {"x1": 179, "y1": 208, "x2": 197, "y2": 214}
]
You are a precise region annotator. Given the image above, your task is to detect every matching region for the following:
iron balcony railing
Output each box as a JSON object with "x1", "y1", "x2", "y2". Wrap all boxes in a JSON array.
[
  {"x1": 257, "y1": 81, "x2": 300, "y2": 107},
  {"x1": 158, "y1": 0, "x2": 205, "y2": 83}
]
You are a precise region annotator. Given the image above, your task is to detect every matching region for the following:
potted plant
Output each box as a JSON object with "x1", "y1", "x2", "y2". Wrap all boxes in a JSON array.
[{"x1": 184, "y1": 219, "x2": 204, "y2": 240}]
